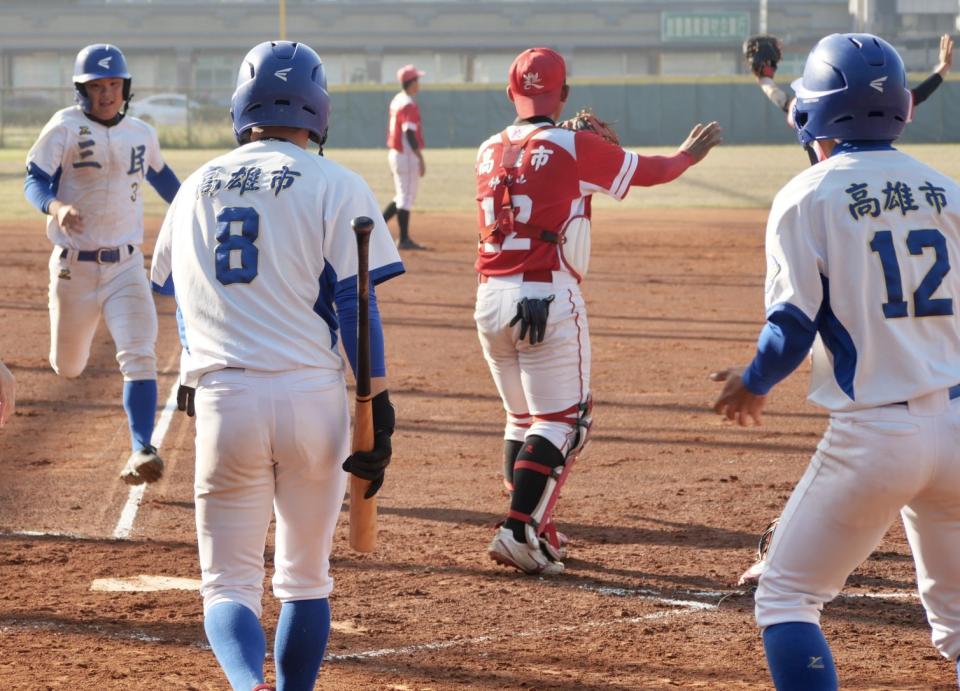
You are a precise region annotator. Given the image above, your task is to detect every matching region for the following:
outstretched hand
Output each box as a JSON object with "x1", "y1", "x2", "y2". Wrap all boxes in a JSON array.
[
  {"x1": 936, "y1": 34, "x2": 954, "y2": 76},
  {"x1": 679, "y1": 122, "x2": 723, "y2": 164},
  {"x1": 710, "y1": 367, "x2": 767, "y2": 427}
]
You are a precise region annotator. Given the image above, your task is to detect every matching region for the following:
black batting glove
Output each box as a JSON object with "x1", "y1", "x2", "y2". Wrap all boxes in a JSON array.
[
  {"x1": 177, "y1": 384, "x2": 196, "y2": 417},
  {"x1": 342, "y1": 390, "x2": 395, "y2": 498},
  {"x1": 509, "y1": 295, "x2": 555, "y2": 345}
]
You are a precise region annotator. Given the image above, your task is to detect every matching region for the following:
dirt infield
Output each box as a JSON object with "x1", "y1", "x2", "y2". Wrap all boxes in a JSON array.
[{"x1": 0, "y1": 209, "x2": 954, "y2": 690}]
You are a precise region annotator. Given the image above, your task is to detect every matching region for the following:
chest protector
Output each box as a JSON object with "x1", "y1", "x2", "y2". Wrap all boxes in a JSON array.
[
  {"x1": 480, "y1": 129, "x2": 560, "y2": 246},
  {"x1": 480, "y1": 127, "x2": 591, "y2": 281}
]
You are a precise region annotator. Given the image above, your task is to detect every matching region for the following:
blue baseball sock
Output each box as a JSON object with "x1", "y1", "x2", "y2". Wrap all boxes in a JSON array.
[
  {"x1": 763, "y1": 622, "x2": 837, "y2": 690},
  {"x1": 955, "y1": 656, "x2": 960, "y2": 686},
  {"x1": 204, "y1": 602, "x2": 266, "y2": 691},
  {"x1": 274, "y1": 598, "x2": 331, "y2": 691},
  {"x1": 122, "y1": 379, "x2": 157, "y2": 452}
]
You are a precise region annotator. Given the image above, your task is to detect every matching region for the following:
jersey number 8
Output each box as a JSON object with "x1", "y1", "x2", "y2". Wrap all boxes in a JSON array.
[{"x1": 215, "y1": 207, "x2": 259, "y2": 285}]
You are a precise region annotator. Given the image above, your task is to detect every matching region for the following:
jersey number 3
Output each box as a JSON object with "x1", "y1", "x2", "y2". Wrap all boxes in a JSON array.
[
  {"x1": 215, "y1": 207, "x2": 259, "y2": 285},
  {"x1": 870, "y1": 228, "x2": 953, "y2": 318}
]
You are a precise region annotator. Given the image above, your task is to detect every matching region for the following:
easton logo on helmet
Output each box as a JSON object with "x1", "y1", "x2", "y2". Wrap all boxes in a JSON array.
[
  {"x1": 97, "y1": 57, "x2": 112, "y2": 69},
  {"x1": 274, "y1": 68, "x2": 292, "y2": 82},
  {"x1": 869, "y1": 76, "x2": 887, "y2": 93}
]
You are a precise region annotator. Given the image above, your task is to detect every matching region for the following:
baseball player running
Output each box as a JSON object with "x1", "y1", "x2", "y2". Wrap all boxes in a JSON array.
[
  {"x1": 737, "y1": 32, "x2": 955, "y2": 588},
  {"x1": 0, "y1": 360, "x2": 14, "y2": 428},
  {"x1": 151, "y1": 40, "x2": 402, "y2": 691},
  {"x1": 23, "y1": 44, "x2": 180, "y2": 485},
  {"x1": 713, "y1": 33, "x2": 960, "y2": 689},
  {"x1": 383, "y1": 64, "x2": 427, "y2": 250},
  {"x1": 477, "y1": 47, "x2": 721, "y2": 575}
]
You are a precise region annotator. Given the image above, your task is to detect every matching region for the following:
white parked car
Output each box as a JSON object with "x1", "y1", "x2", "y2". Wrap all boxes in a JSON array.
[{"x1": 128, "y1": 93, "x2": 200, "y2": 126}]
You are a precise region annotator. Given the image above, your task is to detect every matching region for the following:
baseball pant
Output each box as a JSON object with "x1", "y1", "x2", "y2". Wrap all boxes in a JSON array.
[
  {"x1": 388, "y1": 149, "x2": 420, "y2": 210},
  {"x1": 755, "y1": 388, "x2": 960, "y2": 659},
  {"x1": 474, "y1": 272, "x2": 591, "y2": 454},
  {"x1": 194, "y1": 367, "x2": 350, "y2": 618},
  {"x1": 47, "y1": 246, "x2": 158, "y2": 381}
]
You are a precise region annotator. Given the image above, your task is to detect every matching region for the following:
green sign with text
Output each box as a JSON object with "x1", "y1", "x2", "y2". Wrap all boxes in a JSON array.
[{"x1": 662, "y1": 11, "x2": 751, "y2": 43}]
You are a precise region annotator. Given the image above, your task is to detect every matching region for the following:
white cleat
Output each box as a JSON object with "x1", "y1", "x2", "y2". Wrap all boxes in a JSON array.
[
  {"x1": 488, "y1": 526, "x2": 564, "y2": 576},
  {"x1": 120, "y1": 445, "x2": 164, "y2": 485}
]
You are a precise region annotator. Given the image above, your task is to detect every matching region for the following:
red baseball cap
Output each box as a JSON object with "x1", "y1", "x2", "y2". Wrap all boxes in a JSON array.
[
  {"x1": 508, "y1": 47, "x2": 567, "y2": 118},
  {"x1": 397, "y1": 64, "x2": 425, "y2": 84}
]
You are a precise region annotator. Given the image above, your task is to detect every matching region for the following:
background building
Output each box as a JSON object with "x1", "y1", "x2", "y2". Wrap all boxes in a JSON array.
[
  {"x1": 1, "y1": 0, "x2": 958, "y2": 147},
  {"x1": 4, "y1": 0, "x2": 954, "y2": 94}
]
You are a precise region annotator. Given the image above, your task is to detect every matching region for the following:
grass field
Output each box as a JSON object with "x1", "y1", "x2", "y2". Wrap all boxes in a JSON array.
[{"x1": 5, "y1": 143, "x2": 960, "y2": 223}]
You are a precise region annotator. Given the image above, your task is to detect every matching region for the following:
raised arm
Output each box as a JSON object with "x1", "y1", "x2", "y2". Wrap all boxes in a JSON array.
[{"x1": 912, "y1": 34, "x2": 953, "y2": 106}]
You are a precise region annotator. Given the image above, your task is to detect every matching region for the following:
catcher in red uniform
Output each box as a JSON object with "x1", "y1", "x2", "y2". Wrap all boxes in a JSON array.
[{"x1": 477, "y1": 47, "x2": 722, "y2": 575}]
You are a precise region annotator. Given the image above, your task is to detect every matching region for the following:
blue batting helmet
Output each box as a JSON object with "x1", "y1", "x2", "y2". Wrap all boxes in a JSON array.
[
  {"x1": 73, "y1": 44, "x2": 132, "y2": 113},
  {"x1": 231, "y1": 41, "x2": 331, "y2": 145},
  {"x1": 791, "y1": 33, "x2": 911, "y2": 145}
]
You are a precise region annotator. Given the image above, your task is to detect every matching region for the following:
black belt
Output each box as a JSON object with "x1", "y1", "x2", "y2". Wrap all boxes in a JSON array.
[
  {"x1": 892, "y1": 384, "x2": 960, "y2": 406},
  {"x1": 60, "y1": 245, "x2": 134, "y2": 264}
]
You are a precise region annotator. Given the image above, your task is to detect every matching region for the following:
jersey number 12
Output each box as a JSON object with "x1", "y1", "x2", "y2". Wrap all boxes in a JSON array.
[
  {"x1": 480, "y1": 195, "x2": 533, "y2": 251},
  {"x1": 870, "y1": 228, "x2": 953, "y2": 318}
]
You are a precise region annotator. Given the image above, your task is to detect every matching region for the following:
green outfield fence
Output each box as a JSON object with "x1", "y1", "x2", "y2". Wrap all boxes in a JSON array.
[{"x1": 3, "y1": 79, "x2": 959, "y2": 150}]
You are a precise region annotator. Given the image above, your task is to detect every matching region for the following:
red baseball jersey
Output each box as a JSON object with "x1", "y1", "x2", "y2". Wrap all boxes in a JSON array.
[
  {"x1": 474, "y1": 123, "x2": 638, "y2": 277},
  {"x1": 387, "y1": 92, "x2": 424, "y2": 152}
]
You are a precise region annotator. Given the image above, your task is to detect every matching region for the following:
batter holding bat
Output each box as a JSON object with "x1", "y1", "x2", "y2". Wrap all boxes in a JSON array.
[
  {"x1": 151, "y1": 40, "x2": 402, "y2": 691},
  {"x1": 475, "y1": 47, "x2": 722, "y2": 575}
]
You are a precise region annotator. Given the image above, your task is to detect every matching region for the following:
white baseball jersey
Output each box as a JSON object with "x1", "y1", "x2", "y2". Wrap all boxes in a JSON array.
[
  {"x1": 765, "y1": 147, "x2": 960, "y2": 410},
  {"x1": 26, "y1": 106, "x2": 167, "y2": 250},
  {"x1": 151, "y1": 139, "x2": 403, "y2": 384}
]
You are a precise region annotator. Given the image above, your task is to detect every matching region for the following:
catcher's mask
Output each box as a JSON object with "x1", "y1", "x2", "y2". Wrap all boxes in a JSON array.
[
  {"x1": 73, "y1": 44, "x2": 132, "y2": 116},
  {"x1": 231, "y1": 40, "x2": 331, "y2": 146},
  {"x1": 791, "y1": 33, "x2": 910, "y2": 146}
]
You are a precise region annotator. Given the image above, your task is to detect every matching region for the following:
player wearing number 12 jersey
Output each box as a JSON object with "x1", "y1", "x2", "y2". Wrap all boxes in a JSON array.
[
  {"x1": 712, "y1": 34, "x2": 960, "y2": 688},
  {"x1": 476, "y1": 47, "x2": 721, "y2": 575}
]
